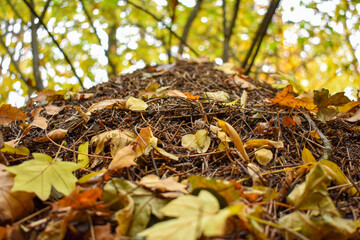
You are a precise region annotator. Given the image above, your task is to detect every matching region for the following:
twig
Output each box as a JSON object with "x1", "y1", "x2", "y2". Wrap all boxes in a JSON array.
[
  {"x1": 21, "y1": 0, "x2": 84, "y2": 88},
  {"x1": 126, "y1": 0, "x2": 199, "y2": 56}
]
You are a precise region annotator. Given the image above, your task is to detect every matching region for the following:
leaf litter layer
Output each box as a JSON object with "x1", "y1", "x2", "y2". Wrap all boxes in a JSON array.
[{"x1": 0, "y1": 60, "x2": 360, "y2": 239}]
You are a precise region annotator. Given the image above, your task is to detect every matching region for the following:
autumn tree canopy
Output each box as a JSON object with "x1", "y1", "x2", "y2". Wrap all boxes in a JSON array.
[{"x1": 0, "y1": 0, "x2": 359, "y2": 106}]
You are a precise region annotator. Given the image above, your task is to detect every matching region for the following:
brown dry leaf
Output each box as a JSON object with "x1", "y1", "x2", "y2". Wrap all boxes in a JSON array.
[
  {"x1": 139, "y1": 174, "x2": 188, "y2": 195},
  {"x1": 86, "y1": 99, "x2": 126, "y2": 114},
  {"x1": 74, "y1": 92, "x2": 94, "y2": 100},
  {"x1": 281, "y1": 116, "x2": 296, "y2": 128},
  {"x1": 33, "y1": 129, "x2": 67, "y2": 143},
  {"x1": 0, "y1": 164, "x2": 34, "y2": 222},
  {"x1": 90, "y1": 129, "x2": 136, "y2": 155},
  {"x1": 30, "y1": 89, "x2": 55, "y2": 103},
  {"x1": 44, "y1": 104, "x2": 64, "y2": 115},
  {"x1": 346, "y1": 108, "x2": 360, "y2": 122},
  {"x1": 135, "y1": 127, "x2": 157, "y2": 157},
  {"x1": 234, "y1": 75, "x2": 257, "y2": 90},
  {"x1": 0, "y1": 104, "x2": 28, "y2": 125},
  {"x1": 75, "y1": 106, "x2": 90, "y2": 123},
  {"x1": 166, "y1": 89, "x2": 187, "y2": 98},
  {"x1": 247, "y1": 163, "x2": 266, "y2": 186},
  {"x1": 244, "y1": 139, "x2": 284, "y2": 149},
  {"x1": 269, "y1": 85, "x2": 317, "y2": 111},
  {"x1": 214, "y1": 62, "x2": 237, "y2": 74},
  {"x1": 22, "y1": 116, "x2": 48, "y2": 136},
  {"x1": 108, "y1": 146, "x2": 137, "y2": 170},
  {"x1": 217, "y1": 119, "x2": 249, "y2": 162}
]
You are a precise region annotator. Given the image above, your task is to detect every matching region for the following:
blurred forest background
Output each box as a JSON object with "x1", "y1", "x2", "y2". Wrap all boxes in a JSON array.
[{"x1": 0, "y1": 0, "x2": 359, "y2": 107}]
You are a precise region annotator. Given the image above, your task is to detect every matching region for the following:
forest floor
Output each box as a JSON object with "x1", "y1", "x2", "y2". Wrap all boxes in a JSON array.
[{"x1": 1, "y1": 60, "x2": 360, "y2": 239}]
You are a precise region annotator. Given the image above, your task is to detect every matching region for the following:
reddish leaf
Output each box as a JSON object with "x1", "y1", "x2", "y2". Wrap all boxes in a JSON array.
[{"x1": 57, "y1": 187, "x2": 103, "y2": 210}]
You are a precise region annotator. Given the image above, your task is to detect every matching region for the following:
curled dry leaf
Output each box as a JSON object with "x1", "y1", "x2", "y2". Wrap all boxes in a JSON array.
[
  {"x1": 244, "y1": 139, "x2": 284, "y2": 149},
  {"x1": 216, "y1": 119, "x2": 249, "y2": 162},
  {"x1": 33, "y1": 129, "x2": 67, "y2": 143},
  {"x1": 139, "y1": 174, "x2": 188, "y2": 195},
  {"x1": 0, "y1": 104, "x2": 27, "y2": 125},
  {"x1": 201, "y1": 91, "x2": 230, "y2": 102},
  {"x1": 86, "y1": 99, "x2": 126, "y2": 115},
  {"x1": 234, "y1": 75, "x2": 256, "y2": 90},
  {"x1": 247, "y1": 163, "x2": 266, "y2": 186},
  {"x1": 214, "y1": 62, "x2": 237, "y2": 74}
]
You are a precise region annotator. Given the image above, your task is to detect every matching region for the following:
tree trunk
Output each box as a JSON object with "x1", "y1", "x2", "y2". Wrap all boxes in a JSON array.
[{"x1": 30, "y1": 0, "x2": 44, "y2": 91}]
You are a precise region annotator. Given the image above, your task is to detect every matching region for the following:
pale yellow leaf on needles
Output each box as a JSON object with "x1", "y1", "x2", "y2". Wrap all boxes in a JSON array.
[
  {"x1": 255, "y1": 148, "x2": 273, "y2": 166},
  {"x1": 77, "y1": 141, "x2": 89, "y2": 168},
  {"x1": 126, "y1": 97, "x2": 148, "y2": 111},
  {"x1": 1, "y1": 144, "x2": 30, "y2": 155},
  {"x1": 138, "y1": 190, "x2": 235, "y2": 240},
  {"x1": 6, "y1": 153, "x2": 79, "y2": 201}
]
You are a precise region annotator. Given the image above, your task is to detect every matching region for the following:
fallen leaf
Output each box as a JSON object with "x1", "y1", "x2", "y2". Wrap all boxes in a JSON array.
[
  {"x1": 181, "y1": 129, "x2": 211, "y2": 153},
  {"x1": 103, "y1": 179, "x2": 167, "y2": 236},
  {"x1": 277, "y1": 72, "x2": 304, "y2": 94},
  {"x1": 6, "y1": 153, "x2": 79, "y2": 201},
  {"x1": 0, "y1": 104, "x2": 27, "y2": 125},
  {"x1": 57, "y1": 187, "x2": 102, "y2": 210},
  {"x1": 74, "y1": 92, "x2": 94, "y2": 100},
  {"x1": 187, "y1": 176, "x2": 241, "y2": 204},
  {"x1": 126, "y1": 97, "x2": 148, "y2": 111},
  {"x1": 279, "y1": 211, "x2": 356, "y2": 240},
  {"x1": 318, "y1": 160, "x2": 357, "y2": 196},
  {"x1": 185, "y1": 92, "x2": 199, "y2": 100},
  {"x1": 108, "y1": 145, "x2": 137, "y2": 170},
  {"x1": 33, "y1": 129, "x2": 67, "y2": 143},
  {"x1": 302, "y1": 147, "x2": 317, "y2": 164},
  {"x1": 77, "y1": 141, "x2": 89, "y2": 168},
  {"x1": 77, "y1": 169, "x2": 106, "y2": 184},
  {"x1": 201, "y1": 91, "x2": 230, "y2": 102},
  {"x1": 44, "y1": 104, "x2": 64, "y2": 115},
  {"x1": 240, "y1": 90, "x2": 248, "y2": 108},
  {"x1": 287, "y1": 163, "x2": 336, "y2": 212},
  {"x1": 1, "y1": 144, "x2": 30, "y2": 155},
  {"x1": 90, "y1": 129, "x2": 136, "y2": 155},
  {"x1": 234, "y1": 75, "x2": 257, "y2": 90},
  {"x1": 155, "y1": 147, "x2": 179, "y2": 161},
  {"x1": 269, "y1": 85, "x2": 316, "y2": 111},
  {"x1": 346, "y1": 108, "x2": 360, "y2": 122},
  {"x1": 214, "y1": 62, "x2": 237, "y2": 74},
  {"x1": 216, "y1": 119, "x2": 249, "y2": 162},
  {"x1": 134, "y1": 127, "x2": 157, "y2": 157},
  {"x1": 0, "y1": 164, "x2": 34, "y2": 222},
  {"x1": 165, "y1": 89, "x2": 187, "y2": 98},
  {"x1": 138, "y1": 190, "x2": 236, "y2": 240},
  {"x1": 255, "y1": 149, "x2": 273, "y2": 166},
  {"x1": 244, "y1": 139, "x2": 284, "y2": 149},
  {"x1": 86, "y1": 99, "x2": 126, "y2": 114},
  {"x1": 247, "y1": 163, "x2": 266, "y2": 186},
  {"x1": 139, "y1": 175, "x2": 188, "y2": 195},
  {"x1": 337, "y1": 101, "x2": 360, "y2": 113}
]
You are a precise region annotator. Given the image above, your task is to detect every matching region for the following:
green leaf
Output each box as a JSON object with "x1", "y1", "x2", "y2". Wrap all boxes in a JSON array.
[
  {"x1": 6, "y1": 153, "x2": 79, "y2": 201},
  {"x1": 138, "y1": 190, "x2": 235, "y2": 240}
]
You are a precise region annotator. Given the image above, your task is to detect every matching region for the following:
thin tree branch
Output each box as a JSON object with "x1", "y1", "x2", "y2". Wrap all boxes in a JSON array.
[
  {"x1": 30, "y1": 0, "x2": 44, "y2": 91},
  {"x1": 0, "y1": 35, "x2": 35, "y2": 93},
  {"x1": 126, "y1": 0, "x2": 199, "y2": 57},
  {"x1": 178, "y1": 0, "x2": 203, "y2": 55},
  {"x1": 21, "y1": 0, "x2": 84, "y2": 88},
  {"x1": 222, "y1": 0, "x2": 241, "y2": 62},
  {"x1": 80, "y1": 0, "x2": 117, "y2": 75},
  {"x1": 37, "y1": 0, "x2": 51, "y2": 27},
  {"x1": 242, "y1": 0, "x2": 280, "y2": 74}
]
